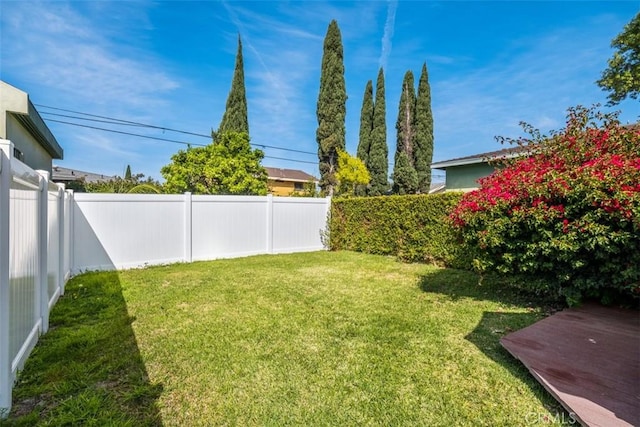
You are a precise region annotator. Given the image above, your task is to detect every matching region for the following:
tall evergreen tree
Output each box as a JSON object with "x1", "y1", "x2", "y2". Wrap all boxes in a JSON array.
[
  {"x1": 219, "y1": 35, "x2": 249, "y2": 135},
  {"x1": 356, "y1": 80, "x2": 374, "y2": 196},
  {"x1": 368, "y1": 68, "x2": 388, "y2": 196},
  {"x1": 124, "y1": 164, "x2": 132, "y2": 180},
  {"x1": 316, "y1": 20, "x2": 347, "y2": 196},
  {"x1": 414, "y1": 62, "x2": 434, "y2": 193},
  {"x1": 393, "y1": 152, "x2": 418, "y2": 195},
  {"x1": 393, "y1": 70, "x2": 417, "y2": 194}
]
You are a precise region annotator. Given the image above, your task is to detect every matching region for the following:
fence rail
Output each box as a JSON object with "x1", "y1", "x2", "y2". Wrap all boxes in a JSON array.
[{"x1": 0, "y1": 138, "x2": 330, "y2": 416}]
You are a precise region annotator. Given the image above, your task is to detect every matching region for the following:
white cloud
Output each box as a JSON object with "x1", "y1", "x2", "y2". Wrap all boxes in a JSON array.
[{"x1": 1, "y1": 1, "x2": 179, "y2": 110}]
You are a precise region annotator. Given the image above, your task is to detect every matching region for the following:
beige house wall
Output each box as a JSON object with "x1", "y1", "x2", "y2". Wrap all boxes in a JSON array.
[{"x1": 6, "y1": 115, "x2": 52, "y2": 172}]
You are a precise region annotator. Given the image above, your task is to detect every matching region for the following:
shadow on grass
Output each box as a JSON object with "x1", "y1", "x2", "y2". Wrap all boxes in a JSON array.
[
  {"x1": 1, "y1": 271, "x2": 163, "y2": 426},
  {"x1": 419, "y1": 268, "x2": 569, "y2": 417}
]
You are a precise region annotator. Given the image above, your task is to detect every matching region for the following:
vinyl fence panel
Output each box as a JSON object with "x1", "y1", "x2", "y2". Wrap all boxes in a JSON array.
[
  {"x1": 72, "y1": 193, "x2": 186, "y2": 272},
  {"x1": 271, "y1": 197, "x2": 329, "y2": 253},
  {"x1": 8, "y1": 164, "x2": 41, "y2": 380},
  {"x1": 191, "y1": 195, "x2": 269, "y2": 260},
  {"x1": 1, "y1": 140, "x2": 67, "y2": 416}
]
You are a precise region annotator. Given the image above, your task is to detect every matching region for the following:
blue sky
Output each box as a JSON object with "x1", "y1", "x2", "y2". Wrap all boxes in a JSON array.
[{"x1": 1, "y1": 1, "x2": 638, "y2": 182}]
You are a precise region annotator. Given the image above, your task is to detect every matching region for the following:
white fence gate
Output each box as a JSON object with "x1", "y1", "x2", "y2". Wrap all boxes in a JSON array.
[{"x1": 0, "y1": 138, "x2": 330, "y2": 416}]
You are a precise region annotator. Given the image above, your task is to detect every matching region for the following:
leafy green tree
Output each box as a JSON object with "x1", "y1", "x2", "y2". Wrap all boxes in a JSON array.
[
  {"x1": 335, "y1": 150, "x2": 370, "y2": 197},
  {"x1": 317, "y1": 20, "x2": 347, "y2": 196},
  {"x1": 124, "y1": 164, "x2": 132, "y2": 180},
  {"x1": 219, "y1": 35, "x2": 249, "y2": 134},
  {"x1": 393, "y1": 70, "x2": 417, "y2": 194},
  {"x1": 597, "y1": 13, "x2": 639, "y2": 105},
  {"x1": 84, "y1": 174, "x2": 162, "y2": 194},
  {"x1": 414, "y1": 62, "x2": 434, "y2": 193},
  {"x1": 368, "y1": 68, "x2": 389, "y2": 196},
  {"x1": 161, "y1": 131, "x2": 268, "y2": 195}
]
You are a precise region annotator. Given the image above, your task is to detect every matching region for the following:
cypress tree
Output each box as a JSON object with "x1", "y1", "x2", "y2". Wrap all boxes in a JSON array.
[
  {"x1": 414, "y1": 62, "x2": 434, "y2": 193},
  {"x1": 393, "y1": 70, "x2": 417, "y2": 194},
  {"x1": 219, "y1": 34, "x2": 249, "y2": 135},
  {"x1": 356, "y1": 80, "x2": 374, "y2": 196},
  {"x1": 368, "y1": 68, "x2": 388, "y2": 196},
  {"x1": 124, "y1": 164, "x2": 132, "y2": 180},
  {"x1": 357, "y1": 80, "x2": 374, "y2": 167},
  {"x1": 316, "y1": 20, "x2": 347, "y2": 196},
  {"x1": 393, "y1": 151, "x2": 418, "y2": 195}
]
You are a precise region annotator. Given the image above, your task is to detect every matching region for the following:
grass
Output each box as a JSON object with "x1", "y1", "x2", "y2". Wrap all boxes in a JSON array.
[{"x1": 2, "y1": 251, "x2": 569, "y2": 426}]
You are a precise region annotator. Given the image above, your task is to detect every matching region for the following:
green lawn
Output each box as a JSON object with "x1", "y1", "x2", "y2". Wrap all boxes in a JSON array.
[{"x1": 3, "y1": 251, "x2": 568, "y2": 426}]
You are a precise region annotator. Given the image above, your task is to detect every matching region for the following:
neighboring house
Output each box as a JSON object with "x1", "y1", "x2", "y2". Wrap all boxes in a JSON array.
[
  {"x1": 431, "y1": 145, "x2": 530, "y2": 192},
  {"x1": 428, "y1": 182, "x2": 446, "y2": 194},
  {"x1": 51, "y1": 166, "x2": 116, "y2": 185},
  {"x1": 0, "y1": 81, "x2": 63, "y2": 173},
  {"x1": 265, "y1": 167, "x2": 318, "y2": 196}
]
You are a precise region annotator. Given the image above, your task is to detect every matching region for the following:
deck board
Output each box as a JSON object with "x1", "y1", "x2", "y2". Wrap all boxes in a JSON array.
[{"x1": 500, "y1": 303, "x2": 639, "y2": 427}]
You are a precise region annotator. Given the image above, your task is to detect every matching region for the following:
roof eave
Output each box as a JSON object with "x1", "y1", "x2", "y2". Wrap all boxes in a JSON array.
[
  {"x1": 9, "y1": 100, "x2": 63, "y2": 159},
  {"x1": 432, "y1": 151, "x2": 526, "y2": 169}
]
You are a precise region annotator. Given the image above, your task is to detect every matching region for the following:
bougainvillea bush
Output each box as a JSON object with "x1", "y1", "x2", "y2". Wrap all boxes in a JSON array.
[{"x1": 450, "y1": 107, "x2": 640, "y2": 305}]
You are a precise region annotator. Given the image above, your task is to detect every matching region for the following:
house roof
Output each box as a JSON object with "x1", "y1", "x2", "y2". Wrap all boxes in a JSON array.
[
  {"x1": 431, "y1": 145, "x2": 532, "y2": 169},
  {"x1": 265, "y1": 167, "x2": 318, "y2": 183},
  {"x1": 0, "y1": 81, "x2": 63, "y2": 159},
  {"x1": 52, "y1": 166, "x2": 116, "y2": 184}
]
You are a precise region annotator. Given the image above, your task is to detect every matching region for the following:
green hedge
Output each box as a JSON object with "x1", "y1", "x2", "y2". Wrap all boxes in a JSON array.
[{"x1": 329, "y1": 193, "x2": 471, "y2": 268}]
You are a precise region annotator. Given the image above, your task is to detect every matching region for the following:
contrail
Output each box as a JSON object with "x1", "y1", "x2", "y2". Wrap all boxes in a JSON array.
[
  {"x1": 220, "y1": 1, "x2": 287, "y2": 104},
  {"x1": 379, "y1": 0, "x2": 398, "y2": 71}
]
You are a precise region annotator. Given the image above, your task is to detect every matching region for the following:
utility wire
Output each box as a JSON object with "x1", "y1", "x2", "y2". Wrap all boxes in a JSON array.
[
  {"x1": 38, "y1": 104, "x2": 444, "y2": 174},
  {"x1": 44, "y1": 119, "x2": 318, "y2": 165},
  {"x1": 36, "y1": 104, "x2": 318, "y2": 156}
]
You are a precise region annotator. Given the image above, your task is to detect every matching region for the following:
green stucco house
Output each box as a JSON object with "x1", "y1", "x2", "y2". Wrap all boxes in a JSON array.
[{"x1": 431, "y1": 146, "x2": 528, "y2": 192}]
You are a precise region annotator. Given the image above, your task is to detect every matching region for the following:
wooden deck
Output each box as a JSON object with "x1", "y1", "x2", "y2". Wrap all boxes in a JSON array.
[{"x1": 500, "y1": 303, "x2": 639, "y2": 427}]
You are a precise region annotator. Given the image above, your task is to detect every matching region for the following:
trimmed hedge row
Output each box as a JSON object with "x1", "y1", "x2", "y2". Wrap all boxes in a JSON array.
[{"x1": 329, "y1": 193, "x2": 471, "y2": 269}]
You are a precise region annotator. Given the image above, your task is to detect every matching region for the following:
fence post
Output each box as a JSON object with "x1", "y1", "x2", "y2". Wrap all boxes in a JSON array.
[
  {"x1": 36, "y1": 170, "x2": 49, "y2": 334},
  {"x1": 0, "y1": 140, "x2": 13, "y2": 417},
  {"x1": 67, "y1": 190, "x2": 74, "y2": 276},
  {"x1": 266, "y1": 194, "x2": 274, "y2": 254},
  {"x1": 56, "y1": 184, "x2": 65, "y2": 294},
  {"x1": 324, "y1": 196, "x2": 332, "y2": 250},
  {"x1": 184, "y1": 192, "x2": 192, "y2": 263}
]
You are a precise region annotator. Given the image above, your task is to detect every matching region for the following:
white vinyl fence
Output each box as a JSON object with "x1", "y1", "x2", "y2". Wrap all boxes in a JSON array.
[
  {"x1": 0, "y1": 138, "x2": 330, "y2": 416},
  {"x1": 71, "y1": 192, "x2": 330, "y2": 273},
  {"x1": 0, "y1": 140, "x2": 69, "y2": 416}
]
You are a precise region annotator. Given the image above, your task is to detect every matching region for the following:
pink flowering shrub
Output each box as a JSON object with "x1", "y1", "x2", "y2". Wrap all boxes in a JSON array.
[{"x1": 450, "y1": 107, "x2": 640, "y2": 305}]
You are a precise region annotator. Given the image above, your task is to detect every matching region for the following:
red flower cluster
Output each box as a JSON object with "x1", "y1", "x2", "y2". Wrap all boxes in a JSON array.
[{"x1": 449, "y1": 107, "x2": 640, "y2": 305}]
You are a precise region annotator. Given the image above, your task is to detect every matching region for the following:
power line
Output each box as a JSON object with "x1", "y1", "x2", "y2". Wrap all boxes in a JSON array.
[
  {"x1": 36, "y1": 104, "x2": 318, "y2": 156},
  {"x1": 44, "y1": 119, "x2": 318, "y2": 165}
]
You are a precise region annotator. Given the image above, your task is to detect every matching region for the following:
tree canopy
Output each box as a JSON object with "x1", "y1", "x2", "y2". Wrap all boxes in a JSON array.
[
  {"x1": 316, "y1": 20, "x2": 347, "y2": 196},
  {"x1": 368, "y1": 68, "x2": 389, "y2": 196},
  {"x1": 161, "y1": 132, "x2": 268, "y2": 195},
  {"x1": 335, "y1": 150, "x2": 370, "y2": 197},
  {"x1": 597, "y1": 12, "x2": 640, "y2": 105},
  {"x1": 219, "y1": 35, "x2": 249, "y2": 134},
  {"x1": 357, "y1": 80, "x2": 374, "y2": 171},
  {"x1": 393, "y1": 71, "x2": 417, "y2": 194},
  {"x1": 414, "y1": 62, "x2": 434, "y2": 193}
]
